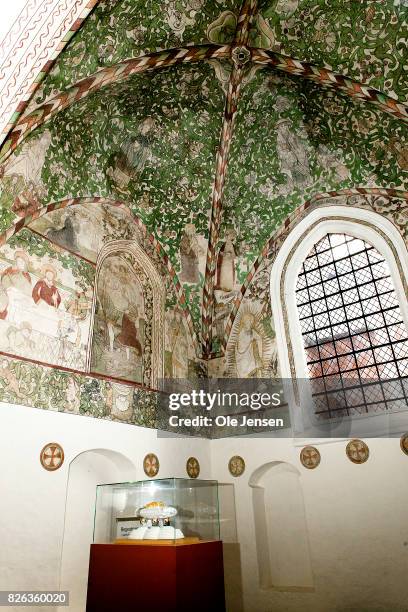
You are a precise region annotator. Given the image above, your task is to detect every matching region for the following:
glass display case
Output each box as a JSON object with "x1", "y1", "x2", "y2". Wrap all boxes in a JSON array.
[{"x1": 93, "y1": 478, "x2": 226, "y2": 544}]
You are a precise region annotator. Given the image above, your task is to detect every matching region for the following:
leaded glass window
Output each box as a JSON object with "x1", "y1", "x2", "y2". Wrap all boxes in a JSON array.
[{"x1": 295, "y1": 233, "x2": 408, "y2": 419}]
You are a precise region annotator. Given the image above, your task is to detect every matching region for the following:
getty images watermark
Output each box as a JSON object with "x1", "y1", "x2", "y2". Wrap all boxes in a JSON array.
[{"x1": 168, "y1": 388, "x2": 284, "y2": 428}]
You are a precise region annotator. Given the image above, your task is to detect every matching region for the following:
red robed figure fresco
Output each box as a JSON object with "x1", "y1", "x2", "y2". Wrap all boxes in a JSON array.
[{"x1": 32, "y1": 264, "x2": 61, "y2": 308}]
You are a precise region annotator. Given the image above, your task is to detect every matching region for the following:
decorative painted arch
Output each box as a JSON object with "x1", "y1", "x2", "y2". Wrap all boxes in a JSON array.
[
  {"x1": 88, "y1": 239, "x2": 165, "y2": 389},
  {"x1": 0, "y1": 44, "x2": 231, "y2": 161},
  {"x1": 2, "y1": 47, "x2": 408, "y2": 163},
  {"x1": 222, "y1": 187, "x2": 408, "y2": 353},
  {"x1": 0, "y1": 195, "x2": 200, "y2": 356},
  {"x1": 0, "y1": 0, "x2": 100, "y2": 139}
]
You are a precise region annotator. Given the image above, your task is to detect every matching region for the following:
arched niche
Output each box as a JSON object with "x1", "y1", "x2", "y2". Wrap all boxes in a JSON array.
[
  {"x1": 59, "y1": 449, "x2": 135, "y2": 612},
  {"x1": 88, "y1": 239, "x2": 165, "y2": 389},
  {"x1": 249, "y1": 461, "x2": 314, "y2": 591}
]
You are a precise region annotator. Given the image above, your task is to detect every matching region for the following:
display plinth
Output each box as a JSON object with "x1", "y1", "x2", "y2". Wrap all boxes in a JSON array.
[{"x1": 86, "y1": 540, "x2": 226, "y2": 612}]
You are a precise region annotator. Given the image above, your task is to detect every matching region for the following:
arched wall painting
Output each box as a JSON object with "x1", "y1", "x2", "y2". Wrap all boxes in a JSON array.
[
  {"x1": 29, "y1": 203, "x2": 141, "y2": 262},
  {"x1": 89, "y1": 241, "x2": 164, "y2": 388},
  {"x1": 0, "y1": 229, "x2": 94, "y2": 370}
]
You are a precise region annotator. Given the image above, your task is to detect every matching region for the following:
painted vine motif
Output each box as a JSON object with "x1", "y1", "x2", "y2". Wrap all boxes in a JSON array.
[{"x1": 0, "y1": 1, "x2": 406, "y2": 427}]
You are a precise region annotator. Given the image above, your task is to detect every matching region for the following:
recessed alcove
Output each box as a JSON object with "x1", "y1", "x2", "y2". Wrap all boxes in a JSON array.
[
  {"x1": 59, "y1": 449, "x2": 135, "y2": 612},
  {"x1": 249, "y1": 461, "x2": 314, "y2": 591}
]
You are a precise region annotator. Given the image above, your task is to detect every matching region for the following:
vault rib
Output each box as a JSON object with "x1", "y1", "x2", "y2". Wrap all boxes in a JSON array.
[
  {"x1": 201, "y1": 0, "x2": 258, "y2": 357},
  {"x1": 251, "y1": 48, "x2": 408, "y2": 124},
  {"x1": 0, "y1": 44, "x2": 231, "y2": 163}
]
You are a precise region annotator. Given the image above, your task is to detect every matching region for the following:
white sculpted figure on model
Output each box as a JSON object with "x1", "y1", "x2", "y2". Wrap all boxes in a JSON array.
[{"x1": 128, "y1": 501, "x2": 184, "y2": 541}]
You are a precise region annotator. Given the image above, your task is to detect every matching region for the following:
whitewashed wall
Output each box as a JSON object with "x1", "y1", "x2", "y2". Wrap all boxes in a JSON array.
[
  {"x1": 0, "y1": 403, "x2": 212, "y2": 612},
  {"x1": 1, "y1": 402, "x2": 408, "y2": 612},
  {"x1": 211, "y1": 436, "x2": 408, "y2": 612}
]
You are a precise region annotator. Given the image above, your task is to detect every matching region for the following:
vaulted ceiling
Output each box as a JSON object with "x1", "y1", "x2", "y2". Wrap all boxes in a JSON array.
[{"x1": 0, "y1": 0, "x2": 407, "y2": 357}]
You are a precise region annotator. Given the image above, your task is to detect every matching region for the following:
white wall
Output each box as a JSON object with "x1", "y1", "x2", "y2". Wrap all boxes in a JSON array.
[
  {"x1": 1, "y1": 402, "x2": 408, "y2": 612},
  {"x1": 0, "y1": 402, "x2": 211, "y2": 612},
  {"x1": 249, "y1": 461, "x2": 313, "y2": 590},
  {"x1": 0, "y1": 1, "x2": 29, "y2": 45},
  {"x1": 211, "y1": 436, "x2": 408, "y2": 612}
]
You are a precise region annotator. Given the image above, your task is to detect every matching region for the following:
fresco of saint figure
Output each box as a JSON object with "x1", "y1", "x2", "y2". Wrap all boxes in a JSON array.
[
  {"x1": 226, "y1": 305, "x2": 275, "y2": 378},
  {"x1": 0, "y1": 130, "x2": 51, "y2": 218},
  {"x1": 166, "y1": 309, "x2": 189, "y2": 378},
  {"x1": 215, "y1": 229, "x2": 237, "y2": 292},
  {"x1": 91, "y1": 255, "x2": 146, "y2": 384},
  {"x1": 116, "y1": 306, "x2": 143, "y2": 360},
  {"x1": 32, "y1": 265, "x2": 61, "y2": 308},
  {"x1": 179, "y1": 224, "x2": 202, "y2": 284},
  {"x1": 275, "y1": 118, "x2": 311, "y2": 193},
  {"x1": 107, "y1": 117, "x2": 155, "y2": 193},
  {"x1": 29, "y1": 203, "x2": 140, "y2": 263},
  {"x1": 0, "y1": 250, "x2": 32, "y2": 319},
  {"x1": 235, "y1": 313, "x2": 264, "y2": 378},
  {"x1": 57, "y1": 314, "x2": 81, "y2": 363}
]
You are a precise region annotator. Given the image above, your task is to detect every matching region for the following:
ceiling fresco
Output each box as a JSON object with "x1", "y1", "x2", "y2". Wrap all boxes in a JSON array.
[
  {"x1": 0, "y1": 63, "x2": 224, "y2": 336},
  {"x1": 224, "y1": 69, "x2": 408, "y2": 264},
  {"x1": 259, "y1": 0, "x2": 408, "y2": 103},
  {"x1": 17, "y1": 0, "x2": 408, "y2": 121},
  {"x1": 0, "y1": 0, "x2": 406, "y2": 396},
  {"x1": 20, "y1": 0, "x2": 238, "y2": 118}
]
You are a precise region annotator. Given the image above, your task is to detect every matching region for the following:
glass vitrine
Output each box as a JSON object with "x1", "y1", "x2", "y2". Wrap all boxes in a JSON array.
[{"x1": 93, "y1": 478, "x2": 224, "y2": 544}]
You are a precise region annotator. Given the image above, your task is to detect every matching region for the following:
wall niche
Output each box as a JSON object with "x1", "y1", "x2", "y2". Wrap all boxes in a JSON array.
[{"x1": 249, "y1": 461, "x2": 314, "y2": 591}]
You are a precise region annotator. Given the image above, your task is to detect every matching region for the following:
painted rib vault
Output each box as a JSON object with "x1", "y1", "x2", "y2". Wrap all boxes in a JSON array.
[{"x1": 0, "y1": 0, "x2": 407, "y2": 427}]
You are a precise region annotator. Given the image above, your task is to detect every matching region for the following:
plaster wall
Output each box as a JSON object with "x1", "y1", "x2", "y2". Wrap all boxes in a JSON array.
[
  {"x1": 211, "y1": 436, "x2": 408, "y2": 612},
  {"x1": 0, "y1": 403, "x2": 211, "y2": 612},
  {"x1": 1, "y1": 401, "x2": 408, "y2": 612},
  {"x1": 0, "y1": 1, "x2": 28, "y2": 43}
]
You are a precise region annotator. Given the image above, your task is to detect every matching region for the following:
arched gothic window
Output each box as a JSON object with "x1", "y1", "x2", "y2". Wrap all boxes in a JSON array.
[
  {"x1": 296, "y1": 233, "x2": 408, "y2": 419},
  {"x1": 270, "y1": 205, "x2": 408, "y2": 431}
]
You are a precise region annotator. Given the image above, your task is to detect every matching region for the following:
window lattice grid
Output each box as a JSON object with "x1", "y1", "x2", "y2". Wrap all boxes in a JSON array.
[{"x1": 296, "y1": 233, "x2": 408, "y2": 418}]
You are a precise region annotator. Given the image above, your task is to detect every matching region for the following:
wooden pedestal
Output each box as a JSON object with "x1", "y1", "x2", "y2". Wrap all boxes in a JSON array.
[{"x1": 86, "y1": 540, "x2": 226, "y2": 612}]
